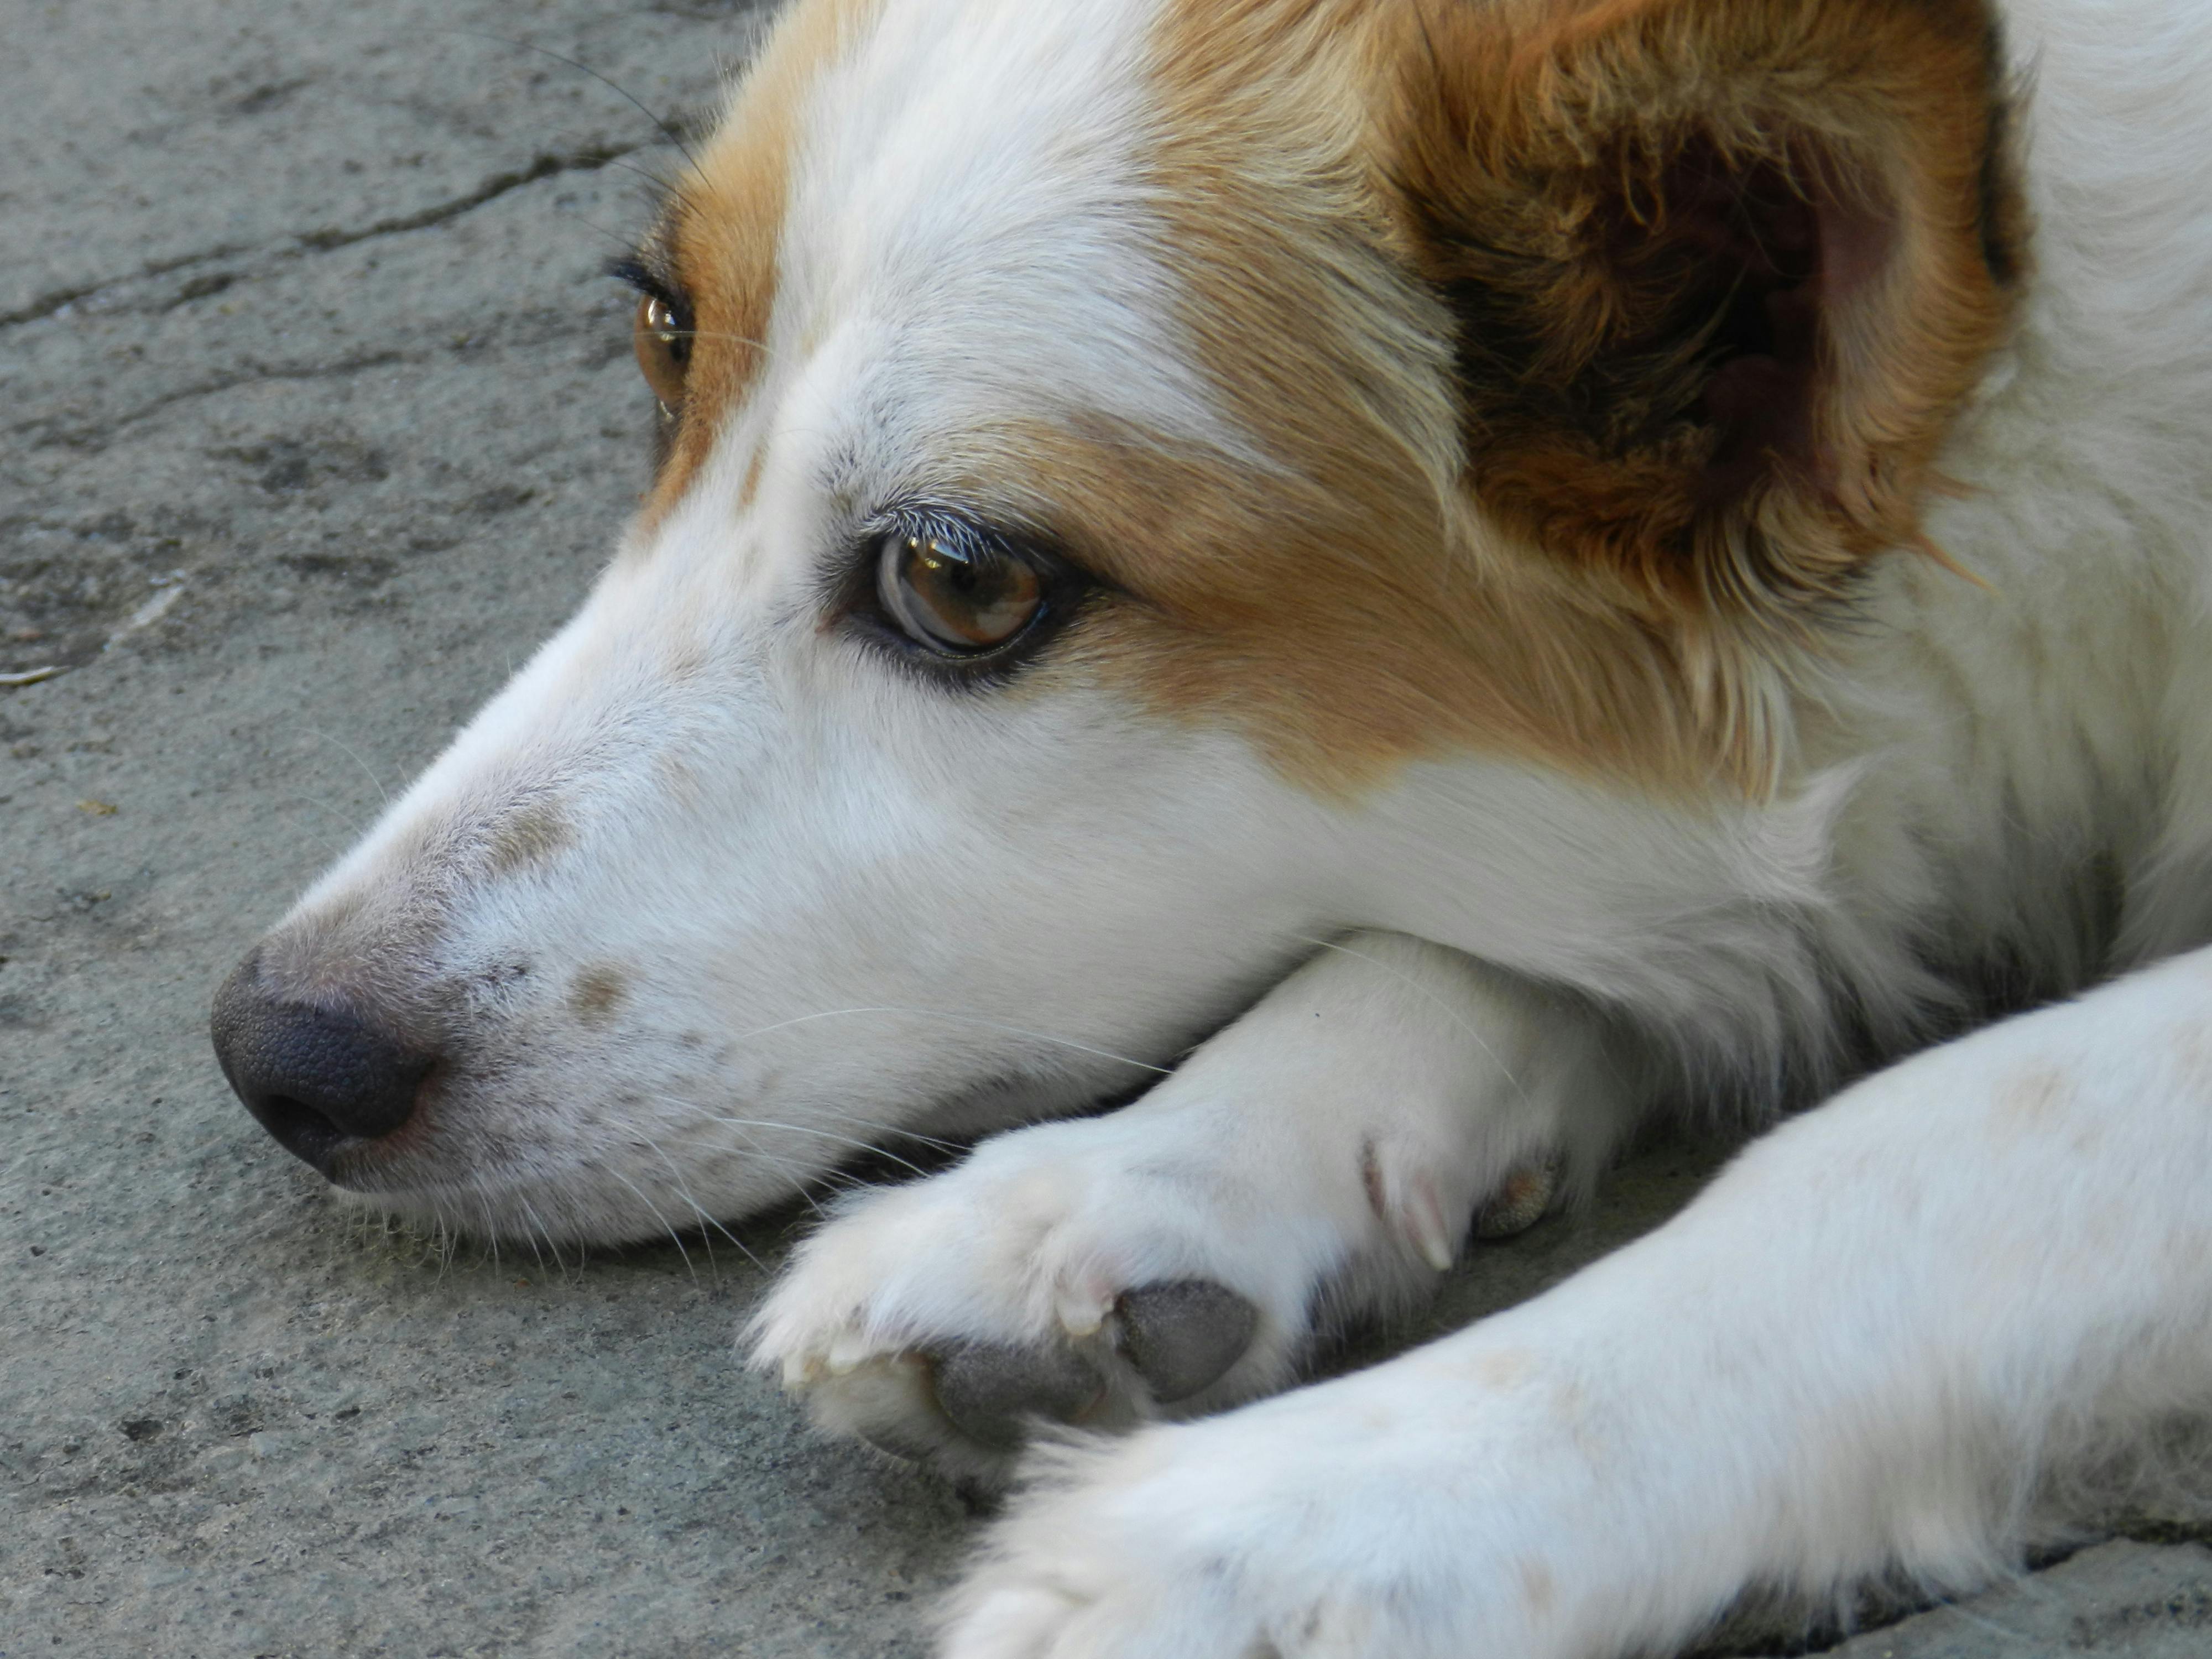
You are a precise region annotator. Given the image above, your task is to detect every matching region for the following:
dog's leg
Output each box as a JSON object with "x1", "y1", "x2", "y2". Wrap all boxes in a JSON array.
[
  {"x1": 748, "y1": 931, "x2": 1632, "y2": 1484},
  {"x1": 940, "y1": 944, "x2": 2212, "y2": 1659}
]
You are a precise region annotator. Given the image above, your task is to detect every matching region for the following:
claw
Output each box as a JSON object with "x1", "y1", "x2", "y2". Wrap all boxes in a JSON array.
[
  {"x1": 928, "y1": 1340, "x2": 1108, "y2": 1451},
  {"x1": 1053, "y1": 1281, "x2": 1113, "y2": 1339},
  {"x1": 780, "y1": 1352, "x2": 826, "y2": 1390},
  {"x1": 1397, "y1": 1172, "x2": 1459, "y2": 1272},
  {"x1": 825, "y1": 1329, "x2": 877, "y2": 1376},
  {"x1": 1113, "y1": 1280, "x2": 1259, "y2": 1402}
]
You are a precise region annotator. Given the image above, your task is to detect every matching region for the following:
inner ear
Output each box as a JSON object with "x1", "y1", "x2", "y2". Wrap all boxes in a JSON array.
[
  {"x1": 1396, "y1": 0, "x2": 2024, "y2": 625},
  {"x1": 1635, "y1": 140, "x2": 1879, "y2": 507},
  {"x1": 1428, "y1": 130, "x2": 1914, "y2": 604}
]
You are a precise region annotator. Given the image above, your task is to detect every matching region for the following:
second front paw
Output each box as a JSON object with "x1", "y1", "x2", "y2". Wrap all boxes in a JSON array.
[{"x1": 745, "y1": 1119, "x2": 1299, "y2": 1484}]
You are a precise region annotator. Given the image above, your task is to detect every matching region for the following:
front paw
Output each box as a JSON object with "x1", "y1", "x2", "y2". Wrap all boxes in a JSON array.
[
  {"x1": 938, "y1": 1360, "x2": 1587, "y2": 1659},
  {"x1": 746, "y1": 1121, "x2": 1288, "y2": 1484},
  {"x1": 749, "y1": 1084, "x2": 1561, "y2": 1484}
]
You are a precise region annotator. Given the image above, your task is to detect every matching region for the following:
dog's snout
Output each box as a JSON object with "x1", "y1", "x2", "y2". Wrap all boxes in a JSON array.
[{"x1": 211, "y1": 955, "x2": 434, "y2": 1174}]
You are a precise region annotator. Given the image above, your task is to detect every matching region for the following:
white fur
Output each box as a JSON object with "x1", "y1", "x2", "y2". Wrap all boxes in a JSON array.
[
  {"x1": 943, "y1": 948, "x2": 2212, "y2": 1656},
  {"x1": 751, "y1": 933, "x2": 1606, "y2": 1479},
  {"x1": 241, "y1": 0, "x2": 2212, "y2": 1652}
]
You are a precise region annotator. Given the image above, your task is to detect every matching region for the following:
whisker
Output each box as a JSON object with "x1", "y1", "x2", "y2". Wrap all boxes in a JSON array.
[
  {"x1": 635, "y1": 1129, "x2": 844, "y2": 1218},
  {"x1": 518, "y1": 1209, "x2": 550, "y2": 1276},
  {"x1": 606, "y1": 156, "x2": 688, "y2": 196},
  {"x1": 514, "y1": 1193, "x2": 573, "y2": 1282},
  {"x1": 631, "y1": 1086, "x2": 977, "y2": 1156},
  {"x1": 451, "y1": 29, "x2": 702, "y2": 171},
  {"x1": 642, "y1": 1102, "x2": 945, "y2": 1183},
  {"x1": 568, "y1": 212, "x2": 645, "y2": 251},
  {"x1": 728, "y1": 1006, "x2": 1173, "y2": 1076},
  {"x1": 596, "y1": 1163, "x2": 700, "y2": 1282},
  {"x1": 633, "y1": 1134, "x2": 766, "y2": 1272},
  {"x1": 441, "y1": 1211, "x2": 461, "y2": 1273},
  {"x1": 474, "y1": 1181, "x2": 503, "y2": 1270},
  {"x1": 279, "y1": 817, "x2": 351, "y2": 862},
  {"x1": 662, "y1": 327, "x2": 781, "y2": 361},
  {"x1": 305, "y1": 727, "x2": 390, "y2": 808}
]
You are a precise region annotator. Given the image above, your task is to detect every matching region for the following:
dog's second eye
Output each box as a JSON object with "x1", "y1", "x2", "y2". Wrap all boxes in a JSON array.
[
  {"x1": 876, "y1": 533, "x2": 1045, "y2": 654},
  {"x1": 632, "y1": 295, "x2": 691, "y2": 407}
]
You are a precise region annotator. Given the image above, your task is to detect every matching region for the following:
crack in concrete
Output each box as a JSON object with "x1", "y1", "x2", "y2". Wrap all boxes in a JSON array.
[
  {"x1": 13, "y1": 353, "x2": 416, "y2": 450},
  {"x1": 2118, "y1": 1519, "x2": 2212, "y2": 1548},
  {"x1": 293, "y1": 142, "x2": 639, "y2": 252},
  {"x1": 0, "y1": 246, "x2": 256, "y2": 331},
  {"x1": 0, "y1": 142, "x2": 646, "y2": 334},
  {"x1": 1687, "y1": 1529, "x2": 2212, "y2": 1658}
]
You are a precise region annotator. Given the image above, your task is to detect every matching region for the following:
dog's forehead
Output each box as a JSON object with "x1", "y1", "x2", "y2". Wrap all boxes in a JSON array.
[
  {"x1": 637, "y1": 0, "x2": 1496, "y2": 796},
  {"x1": 817, "y1": 3, "x2": 1224, "y2": 419},
  {"x1": 668, "y1": 0, "x2": 1273, "y2": 509},
  {"x1": 787, "y1": 0, "x2": 1158, "y2": 316}
]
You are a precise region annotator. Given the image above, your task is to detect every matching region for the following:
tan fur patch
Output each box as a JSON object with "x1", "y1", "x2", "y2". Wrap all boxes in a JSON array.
[
  {"x1": 1391, "y1": 0, "x2": 2025, "y2": 616},
  {"x1": 1472, "y1": 1347, "x2": 1538, "y2": 1390},
  {"x1": 1520, "y1": 1557, "x2": 1558, "y2": 1617},
  {"x1": 484, "y1": 799, "x2": 572, "y2": 876},
  {"x1": 977, "y1": 414, "x2": 1721, "y2": 795},
  {"x1": 638, "y1": 0, "x2": 2020, "y2": 800},
  {"x1": 2172, "y1": 1023, "x2": 2212, "y2": 1104},
  {"x1": 636, "y1": 0, "x2": 888, "y2": 533},
  {"x1": 1990, "y1": 1063, "x2": 2073, "y2": 1144},
  {"x1": 1093, "y1": 0, "x2": 2024, "y2": 795}
]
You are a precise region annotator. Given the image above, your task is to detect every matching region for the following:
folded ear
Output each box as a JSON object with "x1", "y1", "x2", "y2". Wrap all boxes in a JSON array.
[{"x1": 1392, "y1": 0, "x2": 2025, "y2": 627}]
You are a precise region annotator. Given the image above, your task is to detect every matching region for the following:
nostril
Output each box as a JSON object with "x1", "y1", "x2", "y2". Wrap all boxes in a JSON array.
[
  {"x1": 251, "y1": 1094, "x2": 352, "y2": 1172},
  {"x1": 210, "y1": 953, "x2": 436, "y2": 1175}
]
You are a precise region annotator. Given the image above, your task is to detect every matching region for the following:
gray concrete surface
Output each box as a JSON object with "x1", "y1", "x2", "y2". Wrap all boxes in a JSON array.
[
  {"x1": 1824, "y1": 1544, "x2": 2212, "y2": 1659},
  {"x1": 1, "y1": 1, "x2": 2204, "y2": 1655}
]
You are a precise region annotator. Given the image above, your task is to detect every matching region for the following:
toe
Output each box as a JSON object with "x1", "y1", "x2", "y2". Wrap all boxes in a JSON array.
[{"x1": 1112, "y1": 1280, "x2": 1259, "y2": 1402}]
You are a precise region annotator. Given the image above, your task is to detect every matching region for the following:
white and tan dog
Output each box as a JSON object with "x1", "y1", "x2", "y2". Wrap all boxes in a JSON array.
[{"x1": 210, "y1": 0, "x2": 2212, "y2": 1653}]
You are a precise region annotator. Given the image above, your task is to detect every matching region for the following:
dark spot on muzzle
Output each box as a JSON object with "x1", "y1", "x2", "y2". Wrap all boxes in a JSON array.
[
  {"x1": 568, "y1": 963, "x2": 629, "y2": 1026},
  {"x1": 483, "y1": 797, "x2": 572, "y2": 875},
  {"x1": 210, "y1": 953, "x2": 435, "y2": 1175}
]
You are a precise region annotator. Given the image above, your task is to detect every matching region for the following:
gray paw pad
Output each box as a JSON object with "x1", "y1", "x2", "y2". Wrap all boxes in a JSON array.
[
  {"x1": 1113, "y1": 1279, "x2": 1259, "y2": 1402},
  {"x1": 928, "y1": 1341, "x2": 1107, "y2": 1451}
]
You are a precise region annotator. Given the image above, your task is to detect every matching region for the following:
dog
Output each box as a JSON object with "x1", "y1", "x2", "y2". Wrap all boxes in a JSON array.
[{"x1": 210, "y1": 0, "x2": 2212, "y2": 1652}]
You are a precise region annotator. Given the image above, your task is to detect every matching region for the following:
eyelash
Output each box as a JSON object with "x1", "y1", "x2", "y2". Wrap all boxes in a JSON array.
[{"x1": 608, "y1": 254, "x2": 686, "y2": 314}]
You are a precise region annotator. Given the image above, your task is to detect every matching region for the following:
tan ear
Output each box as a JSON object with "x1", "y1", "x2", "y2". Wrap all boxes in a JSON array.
[{"x1": 1390, "y1": 0, "x2": 2026, "y2": 628}]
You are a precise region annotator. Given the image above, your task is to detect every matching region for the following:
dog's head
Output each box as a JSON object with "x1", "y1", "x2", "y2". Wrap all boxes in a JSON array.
[{"x1": 212, "y1": 0, "x2": 2022, "y2": 1242}]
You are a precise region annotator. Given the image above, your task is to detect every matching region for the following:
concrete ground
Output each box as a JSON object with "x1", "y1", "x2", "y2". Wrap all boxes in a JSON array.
[{"x1": 2, "y1": 1, "x2": 2205, "y2": 1654}]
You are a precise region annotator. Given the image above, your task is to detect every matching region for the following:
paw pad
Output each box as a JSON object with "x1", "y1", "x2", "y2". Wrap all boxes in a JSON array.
[
  {"x1": 1113, "y1": 1279, "x2": 1259, "y2": 1402},
  {"x1": 931, "y1": 1340, "x2": 1109, "y2": 1449},
  {"x1": 910, "y1": 1279, "x2": 1261, "y2": 1453}
]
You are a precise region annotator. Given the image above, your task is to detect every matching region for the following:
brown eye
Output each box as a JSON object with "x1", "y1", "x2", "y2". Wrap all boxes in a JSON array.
[
  {"x1": 632, "y1": 294, "x2": 691, "y2": 408},
  {"x1": 876, "y1": 533, "x2": 1046, "y2": 654}
]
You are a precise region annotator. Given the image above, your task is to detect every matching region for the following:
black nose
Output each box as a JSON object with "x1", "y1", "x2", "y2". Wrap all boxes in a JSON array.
[{"x1": 210, "y1": 956, "x2": 434, "y2": 1174}]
